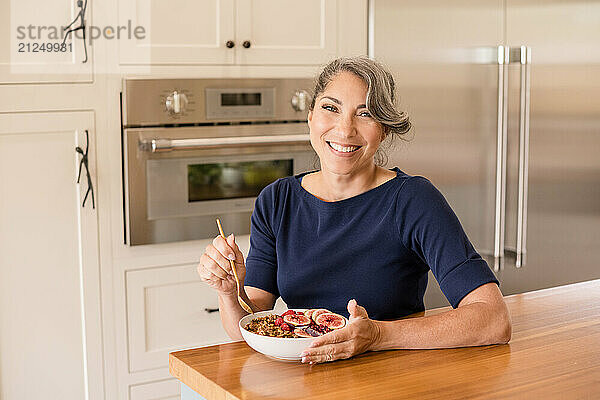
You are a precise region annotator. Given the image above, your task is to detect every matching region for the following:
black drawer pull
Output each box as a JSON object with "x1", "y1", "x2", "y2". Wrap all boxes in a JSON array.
[{"x1": 204, "y1": 307, "x2": 219, "y2": 313}]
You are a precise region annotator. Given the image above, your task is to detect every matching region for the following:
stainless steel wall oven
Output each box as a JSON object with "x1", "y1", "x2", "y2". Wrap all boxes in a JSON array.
[{"x1": 122, "y1": 78, "x2": 315, "y2": 245}]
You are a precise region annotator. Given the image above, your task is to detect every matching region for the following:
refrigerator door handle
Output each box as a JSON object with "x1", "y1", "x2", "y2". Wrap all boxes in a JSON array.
[
  {"x1": 493, "y1": 45, "x2": 509, "y2": 271},
  {"x1": 516, "y1": 46, "x2": 532, "y2": 268}
]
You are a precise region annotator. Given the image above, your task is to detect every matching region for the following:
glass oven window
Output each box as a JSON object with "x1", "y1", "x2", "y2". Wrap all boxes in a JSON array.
[{"x1": 188, "y1": 160, "x2": 293, "y2": 202}]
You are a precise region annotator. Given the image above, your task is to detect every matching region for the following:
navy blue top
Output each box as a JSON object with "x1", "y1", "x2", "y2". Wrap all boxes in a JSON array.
[{"x1": 244, "y1": 167, "x2": 499, "y2": 320}]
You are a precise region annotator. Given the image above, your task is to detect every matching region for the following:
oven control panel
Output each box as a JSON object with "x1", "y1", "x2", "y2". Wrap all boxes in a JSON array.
[
  {"x1": 122, "y1": 78, "x2": 312, "y2": 126},
  {"x1": 205, "y1": 87, "x2": 275, "y2": 119},
  {"x1": 159, "y1": 89, "x2": 195, "y2": 119},
  {"x1": 165, "y1": 91, "x2": 188, "y2": 115}
]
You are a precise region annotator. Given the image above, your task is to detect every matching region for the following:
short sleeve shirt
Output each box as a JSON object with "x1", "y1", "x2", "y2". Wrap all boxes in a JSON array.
[{"x1": 244, "y1": 167, "x2": 499, "y2": 320}]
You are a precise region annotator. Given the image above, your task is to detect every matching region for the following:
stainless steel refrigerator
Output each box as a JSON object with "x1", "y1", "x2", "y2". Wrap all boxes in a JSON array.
[{"x1": 371, "y1": 0, "x2": 600, "y2": 307}]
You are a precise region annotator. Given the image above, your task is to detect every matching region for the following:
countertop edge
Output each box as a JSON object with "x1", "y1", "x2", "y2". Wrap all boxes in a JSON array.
[{"x1": 169, "y1": 352, "x2": 241, "y2": 400}]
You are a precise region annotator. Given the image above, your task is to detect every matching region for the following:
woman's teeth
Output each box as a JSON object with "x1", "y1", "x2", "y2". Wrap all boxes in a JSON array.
[{"x1": 327, "y1": 141, "x2": 360, "y2": 153}]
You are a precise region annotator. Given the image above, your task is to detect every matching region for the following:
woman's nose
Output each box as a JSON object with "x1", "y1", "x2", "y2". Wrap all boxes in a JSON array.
[{"x1": 336, "y1": 114, "x2": 356, "y2": 137}]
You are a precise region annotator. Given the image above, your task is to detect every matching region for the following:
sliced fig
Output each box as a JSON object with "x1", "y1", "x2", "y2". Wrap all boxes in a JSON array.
[
  {"x1": 314, "y1": 312, "x2": 346, "y2": 330},
  {"x1": 281, "y1": 309, "x2": 296, "y2": 317},
  {"x1": 304, "y1": 309, "x2": 316, "y2": 319},
  {"x1": 282, "y1": 314, "x2": 311, "y2": 327},
  {"x1": 293, "y1": 328, "x2": 313, "y2": 338},
  {"x1": 310, "y1": 309, "x2": 330, "y2": 322},
  {"x1": 304, "y1": 327, "x2": 323, "y2": 337}
]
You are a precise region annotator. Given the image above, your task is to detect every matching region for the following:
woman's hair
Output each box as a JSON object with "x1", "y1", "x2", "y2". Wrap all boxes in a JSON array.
[{"x1": 309, "y1": 56, "x2": 412, "y2": 166}]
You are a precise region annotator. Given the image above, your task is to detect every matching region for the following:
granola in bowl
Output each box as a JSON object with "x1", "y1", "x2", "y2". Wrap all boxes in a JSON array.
[
  {"x1": 244, "y1": 314, "x2": 298, "y2": 338},
  {"x1": 239, "y1": 309, "x2": 347, "y2": 361},
  {"x1": 243, "y1": 309, "x2": 346, "y2": 338}
]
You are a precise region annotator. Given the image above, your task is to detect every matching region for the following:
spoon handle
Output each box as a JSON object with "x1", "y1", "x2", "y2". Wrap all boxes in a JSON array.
[{"x1": 216, "y1": 219, "x2": 253, "y2": 314}]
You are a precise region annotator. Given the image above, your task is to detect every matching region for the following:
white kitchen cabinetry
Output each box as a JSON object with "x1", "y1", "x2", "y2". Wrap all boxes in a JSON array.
[
  {"x1": 234, "y1": 0, "x2": 337, "y2": 65},
  {"x1": 0, "y1": 112, "x2": 103, "y2": 399},
  {"x1": 129, "y1": 379, "x2": 180, "y2": 400},
  {"x1": 118, "y1": 0, "x2": 235, "y2": 65},
  {"x1": 126, "y1": 264, "x2": 230, "y2": 372},
  {"x1": 0, "y1": 0, "x2": 92, "y2": 83},
  {"x1": 119, "y1": 0, "x2": 365, "y2": 66}
]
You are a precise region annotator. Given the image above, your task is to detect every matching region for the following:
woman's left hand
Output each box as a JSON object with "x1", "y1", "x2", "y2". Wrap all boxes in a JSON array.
[{"x1": 300, "y1": 299, "x2": 380, "y2": 364}]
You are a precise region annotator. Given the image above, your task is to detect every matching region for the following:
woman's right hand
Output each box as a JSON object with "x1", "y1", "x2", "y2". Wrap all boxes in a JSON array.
[{"x1": 197, "y1": 233, "x2": 246, "y2": 297}]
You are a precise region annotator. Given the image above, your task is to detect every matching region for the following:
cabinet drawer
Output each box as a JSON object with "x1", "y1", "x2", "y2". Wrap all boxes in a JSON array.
[
  {"x1": 129, "y1": 379, "x2": 179, "y2": 400},
  {"x1": 126, "y1": 264, "x2": 231, "y2": 372}
]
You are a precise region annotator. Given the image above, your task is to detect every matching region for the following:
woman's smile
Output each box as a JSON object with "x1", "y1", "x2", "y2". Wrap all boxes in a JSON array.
[{"x1": 326, "y1": 140, "x2": 362, "y2": 155}]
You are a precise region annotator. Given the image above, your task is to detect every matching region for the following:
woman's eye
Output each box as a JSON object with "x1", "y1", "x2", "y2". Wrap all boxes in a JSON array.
[
  {"x1": 322, "y1": 104, "x2": 338, "y2": 112},
  {"x1": 358, "y1": 110, "x2": 372, "y2": 118}
]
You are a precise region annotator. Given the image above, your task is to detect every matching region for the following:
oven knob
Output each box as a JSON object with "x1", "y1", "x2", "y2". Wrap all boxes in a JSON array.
[
  {"x1": 291, "y1": 90, "x2": 309, "y2": 112},
  {"x1": 165, "y1": 91, "x2": 188, "y2": 115}
]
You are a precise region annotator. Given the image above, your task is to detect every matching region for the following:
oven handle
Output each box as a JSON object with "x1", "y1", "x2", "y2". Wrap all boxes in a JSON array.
[{"x1": 140, "y1": 134, "x2": 311, "y2": 152}]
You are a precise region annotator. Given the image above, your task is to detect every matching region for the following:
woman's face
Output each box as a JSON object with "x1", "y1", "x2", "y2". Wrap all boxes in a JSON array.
[{"x1": 308, "y1": 71, "x2": 385, "y2": 177}]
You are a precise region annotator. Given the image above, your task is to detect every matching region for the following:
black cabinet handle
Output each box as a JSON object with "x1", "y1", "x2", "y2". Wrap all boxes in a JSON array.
[
  {"x1": 242, "y1": 40, "x2": 251, "y2": 49},
  {"x1": 75, "y1": 130, "x2": 95, "y2": 209},
  {"x1": 204, "y1": 307, "x2": 219, "y2": 313},
  {"x1": 226, "y1": 40, "x2": 235, "y2": 48}
]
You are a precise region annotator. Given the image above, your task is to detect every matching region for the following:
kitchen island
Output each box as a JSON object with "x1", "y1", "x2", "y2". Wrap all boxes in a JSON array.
[{"x1": 170, "y1": 279, "x2": 600, "y2": 399}]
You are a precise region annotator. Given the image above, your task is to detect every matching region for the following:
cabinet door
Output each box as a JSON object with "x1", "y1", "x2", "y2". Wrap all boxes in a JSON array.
[
  {"x1": 0, "y1": 112, "x2": 103, "y2": 399},
  {"x1": 129, "y1": 379, "x2": 180, "y2": 400},
  {"x1": 119, "y1": 0, "x2": 235, "y2": 65},
  {"x1": 1, "y1": 0, "x2": 92, "y2": 83},
  {"x1": 126, "y1": 264, "x2": 231, "y2": 372},
  {"x1": 235, "y1": 0, "x2": 337, "y2": 65}
]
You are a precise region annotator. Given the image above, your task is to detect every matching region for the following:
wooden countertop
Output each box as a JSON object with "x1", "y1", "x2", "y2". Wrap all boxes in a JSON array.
[{"x1": 170, "y1": 279, "x2": 600, "y2": 399}]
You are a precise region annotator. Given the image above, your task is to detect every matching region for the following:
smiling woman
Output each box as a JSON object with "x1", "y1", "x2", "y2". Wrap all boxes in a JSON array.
[
  {"x1": 197, "y1": 56, "x2": 512, "y2": 365},
  {"x1": 310, "y1": 58, "x2": 410, "y2": 176},
  {"x1": 309, "y1": 56, "x2": 411, "y2": 141},
  {"x1": 304, "y1": 57, "x2": 411, "y2": 201}
]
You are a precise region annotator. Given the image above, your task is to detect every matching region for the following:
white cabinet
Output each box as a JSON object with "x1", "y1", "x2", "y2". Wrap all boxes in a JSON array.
[
  {"x1": 119, "y1": 0, "x2": 365, "y2": 66},
  {"x1": 126, "y1": 264, "x2": 231, "y2": 372},
  {"x1": 118, "y1": 0, "x2": 235, "y2": 65},
  {"x1": 234, "y1": 0, "x2": 337, "y2": 65},
  {"x1": 129, "y1": 379, "x2": 180, "y2": 400},
  {"x1": 0, "y1": 112, "x2": 103, "y2": 399},
  {"x1": 0, "y1": 0, "x2": 92, "y2": 83}
]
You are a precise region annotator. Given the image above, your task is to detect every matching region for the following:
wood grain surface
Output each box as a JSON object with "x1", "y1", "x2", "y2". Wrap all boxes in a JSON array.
[{"x1": 170, "y1": 279, "x2": 600, "y2": 399}]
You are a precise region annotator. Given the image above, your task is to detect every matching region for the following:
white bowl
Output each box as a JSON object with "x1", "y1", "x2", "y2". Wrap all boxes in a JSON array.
[{"x1": 238, "y1": 309, "x2": 316, "y2": 361}]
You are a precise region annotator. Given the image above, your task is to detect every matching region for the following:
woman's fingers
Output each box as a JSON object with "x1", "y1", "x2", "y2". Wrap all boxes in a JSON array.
[
  {"x1": 196, "y1": 262, "x2": 212, "y2": 281},
  {"x1": 301, "y1": 330, "x2": 352, "y2": 364},
  {"x1": 199, "y1": 251, "x2": 229, "y2": 279},
  {"x1": 197, "y1": 234, "x2": 245, "y2": 296},
  {"x1": 226, "y1": 234, "x2": 245, "y2": 266},
  {"x1": 213, "y1": 235, "x2": 236, "y2": 262},
  {"x1": 300, "y1": 342, "x2": 351, "y2": 364},
  {"x1": 206, "y1": 243, "x2": 234, "y2": 275}
]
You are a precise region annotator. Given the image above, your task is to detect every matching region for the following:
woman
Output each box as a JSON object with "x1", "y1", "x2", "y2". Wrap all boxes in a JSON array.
[{"x1": 197, "y1": 56, "x2": 511, "y2": 364}]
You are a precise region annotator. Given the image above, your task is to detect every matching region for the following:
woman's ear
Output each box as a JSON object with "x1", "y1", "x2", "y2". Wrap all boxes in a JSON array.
[
  {"x1": 307, "y1": 110, "x2": 313, "y2": 123},
  {"x1": 380, "y1": 126, "x2": 388, "y2": 142}
]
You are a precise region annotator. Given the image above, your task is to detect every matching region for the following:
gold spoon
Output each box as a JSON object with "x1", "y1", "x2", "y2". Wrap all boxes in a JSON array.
[{"x1": 216, "y1": 218, "x2": 253, "y2": 314}]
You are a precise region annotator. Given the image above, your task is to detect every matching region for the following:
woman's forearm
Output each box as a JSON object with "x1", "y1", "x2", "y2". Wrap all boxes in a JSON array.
[
  {"x1": 371, "y1": 301, "x2": 512, "y2": 351},
  {"x1": 218, "y1": 293, "x2": 245, "y2": 340},
  {"x1": 217, "y1": 289, "x2": 261, "y2": 340}
]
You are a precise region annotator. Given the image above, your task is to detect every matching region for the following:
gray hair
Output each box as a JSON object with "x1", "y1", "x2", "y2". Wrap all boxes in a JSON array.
[{"x1": 309, "y1": 56, "x2": 412, "y2": 155}]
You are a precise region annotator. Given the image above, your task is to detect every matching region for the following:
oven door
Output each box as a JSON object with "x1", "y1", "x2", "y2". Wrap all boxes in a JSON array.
[{"x1": 124, "y1": 123, "x2": 314, "y2": 245}]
